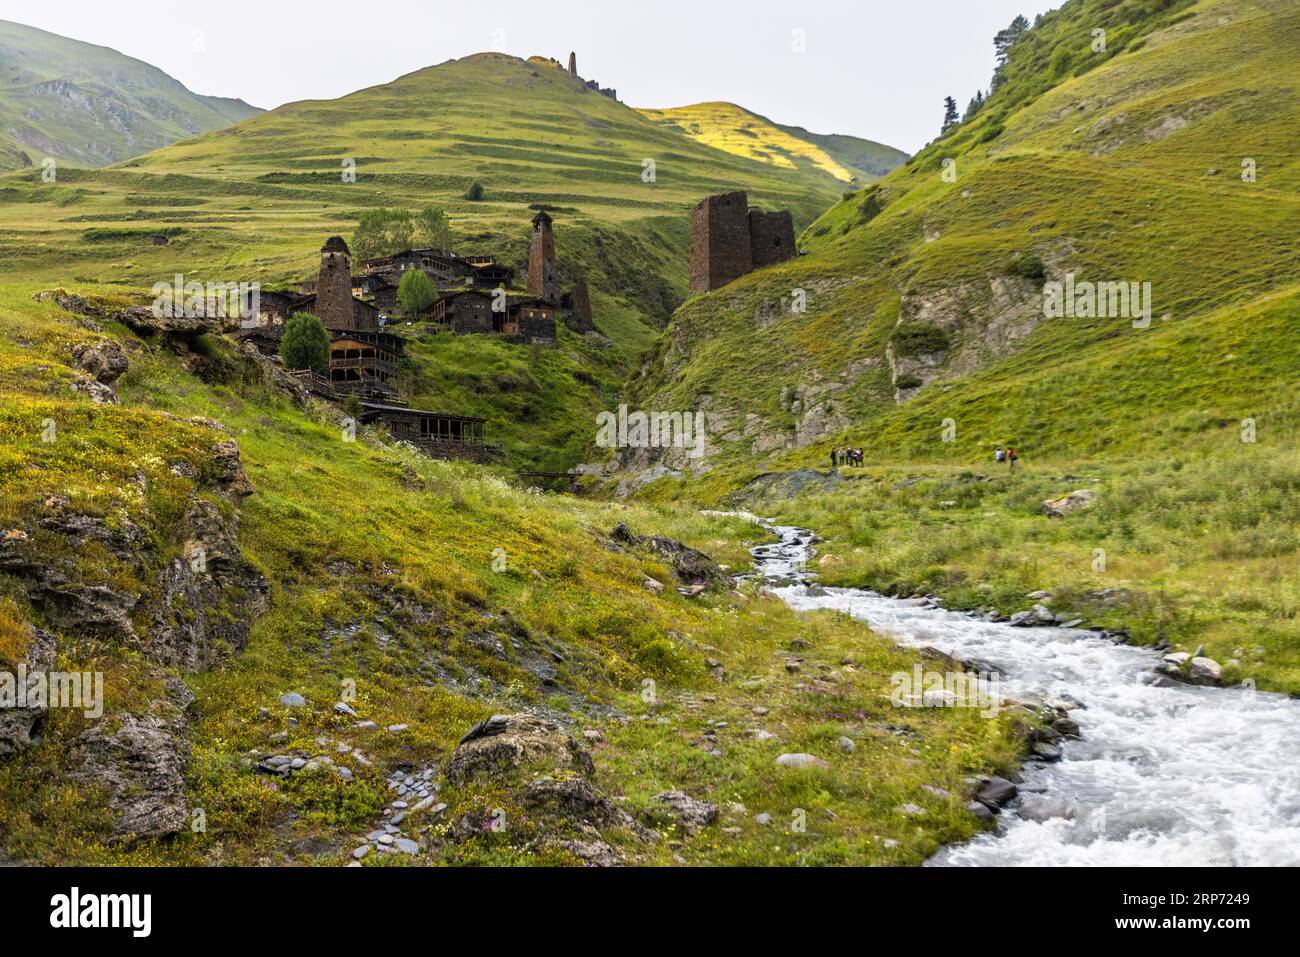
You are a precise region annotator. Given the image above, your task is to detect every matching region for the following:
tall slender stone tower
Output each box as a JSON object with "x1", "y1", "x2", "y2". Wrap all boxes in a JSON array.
[
  {"x1": 528, "y1": 210, "x2": 559, "y2": 302},
  {"x1": 316, "y1": 236, "x2": 356, "y2": 331},
  {"x1": 567, "y1": 52, "x2": 577, "y2": 76}
]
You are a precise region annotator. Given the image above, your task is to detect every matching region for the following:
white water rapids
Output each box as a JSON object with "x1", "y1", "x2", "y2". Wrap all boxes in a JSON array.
[{"x1": 750, "y1": 523, "x2": 1300, "y2": 866}]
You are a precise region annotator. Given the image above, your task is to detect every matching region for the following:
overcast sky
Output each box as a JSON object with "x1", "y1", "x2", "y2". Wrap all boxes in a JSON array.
[{"x1": 1, "y1": 0, "x2": 1061, "y2": 154}]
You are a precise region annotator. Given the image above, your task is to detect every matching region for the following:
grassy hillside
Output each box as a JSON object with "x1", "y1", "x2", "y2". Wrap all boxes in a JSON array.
[
  {"x1": 0, "y1": 283, "x2": 1033, "y2": 865},
  {"x1": 0, "y1": 52, "x2": 862, "y2": 471},
  {"x1": 0, "y1": 19, "x2": 261, "y2": 171},
  {"x1": 638, "y1": 102, "x2": 908, "y2": 183},
  {"x1": 616, "y1": 0, "x2": 1300, "y2": 692}
]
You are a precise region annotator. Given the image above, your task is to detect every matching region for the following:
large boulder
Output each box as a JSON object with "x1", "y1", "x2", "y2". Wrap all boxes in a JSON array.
[
  {"x1": 651, "y1": 790, "x2": 719, "y2": 835},
  {"x1": 610, "y1": 523, "x2": 726, "y2": 588},
  {"x1": 1187, "y1": 656, "x2": 1223, "y2": 686},
  {"x1": 71, "y1": 340, "x2": 129, "y2": 384},
  {"x1": 444, "y1": 714, "x2": 595, "y2": 783},
  {"x1": 1043, "y1": 489, "x2": 1096, "y2": 518}
]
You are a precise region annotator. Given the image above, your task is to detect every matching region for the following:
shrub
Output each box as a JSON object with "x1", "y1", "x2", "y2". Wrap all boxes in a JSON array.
[
  {"x1": 465, "y1": 182, "x2": 485, "y2": 201},
  {"x1": 397, "y1": 268, "x2": 437, "y2": 319},
  {"x1": 890, "y1": 323, "x2": 952, "y2": 356},
  {"x1": 279, "y1": 312, "x2": 330, "y2": 374},
  {"x1": 1008, "y1": 253, "x2": 1046, "y2": 280},
  {"x1": 895, "y1": 374, "x2": 924, "y2": 390}
]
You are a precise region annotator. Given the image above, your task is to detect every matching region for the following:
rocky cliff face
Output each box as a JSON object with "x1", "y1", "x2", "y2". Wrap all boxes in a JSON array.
[{"x1": 0, "y1": 302, "x2": 267, "y2": 840}]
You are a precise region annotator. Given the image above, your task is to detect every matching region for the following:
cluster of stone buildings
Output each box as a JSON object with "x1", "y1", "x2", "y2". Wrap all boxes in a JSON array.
[
  {"x1": 281, "y1": 212, "x2": 594, "y2": 342},
  {"x1": 689, "y1": 190, "x2": 797, "y2": 295},
  {"x1": 229, "y1": 210, "x2": 598, "y2": 462}
]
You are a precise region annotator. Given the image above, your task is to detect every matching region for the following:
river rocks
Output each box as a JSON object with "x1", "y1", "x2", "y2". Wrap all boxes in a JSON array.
[
  {"x1": 967, "y1": 800, "x2": 996, "y2": 821},
  {"x1": 975, "y1": 776, "x2": 1018, "y2": 811},
  {"x1": 1187, "y1": 656, "x2": 1223, "y2": 686},
  {"x1": 445, "y1": 713, "x2": 595, "y2": 783},
  {"x1": 651, "y1": 790, "x2": 719, "y2": 835},
  {"x1": 1043, "y1": 490, "x2": 1096, "y2": 517},
  {"x1": 1010, "y1": 604, "x2": 1058, "y2": 627},
  {"x1": 1052, "y1": 717, "x2": 1081, "y2": 739},
  {"x1": 1032, "y1": 741, "x2": 1063, "y2": 762}
]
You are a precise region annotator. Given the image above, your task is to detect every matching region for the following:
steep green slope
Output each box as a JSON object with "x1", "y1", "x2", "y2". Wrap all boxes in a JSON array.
[
  {"x1": 626, "y1": 0, "x2": 1299, "y2": 469},
  {"x1": 0, "y1": 19, "x2": 262, "y2": 170},
  {"x1": 0, "y1": 51, "x2": 857, "y2": 472},
  {"x1": 638, "y1": 101, "x2": 907, "y2": 183},
  {"x1": 616, "y1": 0, "x2": 1300, "y2": 692}
]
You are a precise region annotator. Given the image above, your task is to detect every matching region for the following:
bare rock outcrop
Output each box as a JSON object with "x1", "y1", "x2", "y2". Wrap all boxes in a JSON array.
[
  {"x1": 0, "y1": 626, "x2": 57, "y2": 758},
  {"x1": 68, "y1": 683, "x2": 194, "y2": 841}
]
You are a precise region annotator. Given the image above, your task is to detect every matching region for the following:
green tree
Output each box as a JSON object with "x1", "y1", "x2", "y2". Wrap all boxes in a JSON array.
[
  {"x1": 280, "y1": 311, "x2": 330, "y2": 374},
  {"x1": 397, "y1": 268, "x2": 437, "y2": 319},
  {"x1": 964, "y1": 90, "x2": 985, "y2": 120},
  {"x1": 351, "y1": 208, "x2": 414, "y2": 261},
  {"x1": 414, "y1": 206, "x2": 452, "y2": 251},
  {"x1": 994, "y1": 14, "x2": 1030, "y2": 65},
  {"x1": 464, "y1": 181, "x2": 485, "y2": 201},
  {"x1": 941, "y1": 97, "x2": 960, "y2": 134}
]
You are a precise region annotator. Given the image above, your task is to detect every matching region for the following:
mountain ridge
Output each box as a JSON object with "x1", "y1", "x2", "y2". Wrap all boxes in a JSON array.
[{"x1": 0, "y1": 18, "x2": 262, "y2": 170}]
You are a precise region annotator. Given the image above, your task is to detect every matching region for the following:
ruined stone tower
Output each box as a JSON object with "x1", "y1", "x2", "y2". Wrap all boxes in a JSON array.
[
  {"x1": 568, "y1": 276, "x2": 594, "y2": 332},
  {"x1": 316, "y1": 236, "x2": 356, "y2": 331},
  {"x1": 528, "y1": 210, "x2": 559, "y2": 303},
  {"x1": 568, "y1": 52, "x2": 577, "y2": 76},
  {"x1": 689, "y1": 191, "x2": 797, "y2": 295},
  {"x1": 689, "y1": 191, "x2": 752, "y2": 295}
]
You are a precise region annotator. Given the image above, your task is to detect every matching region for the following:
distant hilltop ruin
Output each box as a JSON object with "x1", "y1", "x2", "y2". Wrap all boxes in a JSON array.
[
  {"x1": 689, "y1": 191, "x2": 796, "y2": 295},
  {"x1": 535, "y1": 51, "x2": 617, "y2": 102}
]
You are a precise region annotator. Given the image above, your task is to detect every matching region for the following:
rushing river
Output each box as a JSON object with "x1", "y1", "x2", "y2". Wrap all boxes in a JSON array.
[{"x1": 750, "y1": 523, "x2": 1300, "y2": 866}]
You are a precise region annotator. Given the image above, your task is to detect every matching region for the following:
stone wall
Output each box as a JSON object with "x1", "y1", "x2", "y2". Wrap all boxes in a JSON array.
[{"x1": 749, "y1": 209, "x2": 797, "y2": 268}]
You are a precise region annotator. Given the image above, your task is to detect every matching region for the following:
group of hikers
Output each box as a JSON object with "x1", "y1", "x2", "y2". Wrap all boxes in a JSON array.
[
  {"x1": 826, "y1": 443, "x2": 1022, "y2": 472},
  {"x1": 832, "y1": 444, "x2": 863, "y2": 468},
  {"x1": 830, "y1": 446, "x2": 864, "y2": 468}
]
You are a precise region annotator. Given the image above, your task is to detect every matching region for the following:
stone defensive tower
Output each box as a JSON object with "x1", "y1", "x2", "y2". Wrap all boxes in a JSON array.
[
  {"x1": 689, "y1": 191, "x2": 752, "y2": 295},
  {"x1": 316, "y1": 236, "x2": 356, "y2": 331},
  {"x1": 568, "y1": 52, "x2": 577, "y2": 76},
  {"x1": 528, "y1": 210, "x2": 559, "y2": 302}
]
